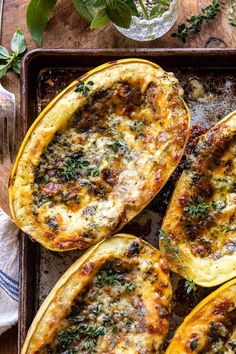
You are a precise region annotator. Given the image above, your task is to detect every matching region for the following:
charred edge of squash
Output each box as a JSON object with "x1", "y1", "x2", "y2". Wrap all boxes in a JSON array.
[
  {"x1": 21, "y1": 233, "x2": 169, "y2": 353},
  {"x1": 165, "y1": 277, "x2": 236, "y2": 354},
  {"x1": 9, "y1": 58, "x2": 191, "y2": 238}
]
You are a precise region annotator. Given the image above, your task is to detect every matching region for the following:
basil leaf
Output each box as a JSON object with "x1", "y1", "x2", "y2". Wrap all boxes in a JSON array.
[
  {"x1": 73, "y1": 0, "x2": 95, "y2": 22},
  {"x1": 87, "y1": 0, "x2": 106, "y2": 7},
  {"x1": 0, "y1": 63, "x2": 11, "y2": 79},
  {"x1": 11, "y1": 30, "x2": 27, "y2": 54},
  {"x1": 124, "y1": 0, "x2": 139, "y2": 16},
  {"x1": 90, "y1": 9, "x2": 110, "y2": 29},
  {"x1": 12, "y1": 57, "x2": 21, "y2": 75},
  {"x1": 0, "y1": 46, "x2": 10, "y2": 59},
  {"x1": 150, "y1": 5, "x2": 164, "y2": 19},
  {"x1": 26, "y1": 0, "x2": 57, "y2": 46},
  {"x1": 106, "y1": 0, "x2": 131, "y2": 28}
]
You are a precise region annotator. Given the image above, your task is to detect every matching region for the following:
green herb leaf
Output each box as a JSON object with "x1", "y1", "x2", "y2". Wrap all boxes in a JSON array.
[
  {"x1": 11, "y1": 30, "x2": 27, "y2": 54},
  {"x1": 92, "y1": 168, "x2": 100, "y2": 177},
  {"x1": 75, "y1": 80, "x2": 94, "y2": 96},
  {"x1": 0, "y1": 46, "x2": 10, "y2": 59},
  {"x1": 26, "y1": 0, "x2": 57, "y2": 46},
  {"x1": 184, "y1": 197, "x2": 219, "y2": 218},
  {"x1": 0, "y1": 63, "x2": 11, "y2": 79},
  {"x1": 185, "y1": 279, "x2": 197, "y2": 294},
  {"x1": 90, "y1": 8, "x2": 110, "y2": 29},
  {"x1": 124, "y1": 0, "x2": 139, "y2": 16},
  {"x1": 106, "y1": 0, "x2": 132, "y2": 28},
  {"x1": 0, "y1": 31, "x2": 27, "y2": 78},
  {"x1": 159, "y1": 229, "x2": 183, "y2": 264},
  {"x1": 73, "y1": 0, "x2": 95, "y2": 22},
  {"x1": 190, "y1": 338, "x2": 198, "y2": 351},
  {"x1": 12, "y1": 57, "x2": 22, "y2": 75},
  {"x1": 171, "y1": 0, "x2": 223, "y2": 43},
  {"x1": 124, "y1": 282, "x2": 136, "y2": 292},
  {"x1": 107, "y1": 138, "x2": 128, "y2": 153},
  {"x1": 133, "y1": 121, "x2": 144, "y2": 132}
]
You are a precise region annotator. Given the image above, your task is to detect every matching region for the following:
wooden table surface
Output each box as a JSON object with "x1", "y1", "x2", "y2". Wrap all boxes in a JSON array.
[{"x1": 0, "y1": 0, "x2": 235, "y2": 353}]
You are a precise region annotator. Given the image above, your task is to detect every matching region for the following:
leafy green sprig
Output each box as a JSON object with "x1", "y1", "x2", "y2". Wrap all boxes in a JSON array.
[
  {"x1": 184, "y1": 196, "x2": 218, "y2": 218},
  {"x1": 159, "y1": 229, "x2": 181, "y2": 262},
  {"x1": 75, "y1": 80, "x2": 94, "y2": 96},
  {"x1": 96, "y1": 268, "x2": 136, "y2": 292},
  {"x1": 0, "y1": 30, "x2": 27, "y2": 79},
  {"x1": 171, "y1": 0, "x2": 223, "y2": 43},
  {"x1": 26, "y1": 0, "x2": 172, "y2": 46},
  {"x1": 185, "y1": 279, "x2": 197, "y2": 294},
  {"x1": 159, "y1": 229, "x2": 197, "y2": 294}
]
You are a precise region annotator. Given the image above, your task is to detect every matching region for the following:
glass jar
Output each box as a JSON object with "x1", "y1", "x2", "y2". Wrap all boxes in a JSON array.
[{"x1": 114, "y1": 0, "x2": 178, "y2": 41}]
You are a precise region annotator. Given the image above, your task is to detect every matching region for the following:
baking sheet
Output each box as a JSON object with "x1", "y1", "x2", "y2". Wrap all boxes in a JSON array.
[{"x1": 19, "y1": 49, "x2": 236, "y2": 351}]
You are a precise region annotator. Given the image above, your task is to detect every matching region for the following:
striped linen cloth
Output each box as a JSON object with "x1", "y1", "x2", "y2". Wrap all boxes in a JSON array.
[{"x1": 0, "y1": 208, "x2": 18, "y2": 335}]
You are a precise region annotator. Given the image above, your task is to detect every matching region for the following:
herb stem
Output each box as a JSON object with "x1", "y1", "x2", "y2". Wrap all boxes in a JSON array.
[{"x1": 137, "y1": 0, "x2": 149, "y2": 20}]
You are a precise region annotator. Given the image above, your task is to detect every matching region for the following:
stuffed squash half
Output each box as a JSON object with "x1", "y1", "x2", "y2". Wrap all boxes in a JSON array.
[
  {"x1": 21, "y1": 234, "x2": 172, "y2": 354},
  {"x1": 9, "y1": 59, "x2": 190, "y2": 251},
  {"x1": 166, "y1": 278, "x2": 236, "y2": 353},
  {"x1": 160, "y1": 111, "x2": 236, "y2": 287}
]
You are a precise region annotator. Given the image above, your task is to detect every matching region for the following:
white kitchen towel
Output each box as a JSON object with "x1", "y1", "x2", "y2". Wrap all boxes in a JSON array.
[{"x1": 0, "y1": 208, "x2": 19, "y2": 335}]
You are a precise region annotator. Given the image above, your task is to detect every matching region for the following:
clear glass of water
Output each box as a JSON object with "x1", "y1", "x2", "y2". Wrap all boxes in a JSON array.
[{"x1": 114, "y1": 0, "x2": 178, "y2": 41}]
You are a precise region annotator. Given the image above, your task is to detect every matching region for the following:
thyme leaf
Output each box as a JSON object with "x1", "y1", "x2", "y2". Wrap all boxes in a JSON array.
[
  {"x1": 171, "y1": 0, "x2": 223, "y2": 43},
  {"x1": 75, "y1": 80, "x2": 94, "y2": 96},
  {"x1": 184, "y1": 197, "x2": 219, "y2": 218},
  {"x1": 107, "y1": 138, "x2": 128, "y2": 153},
  {"x1": 159, "y1": 229, "x2": 181, "y2": 263},
  {"x1": 133, "y1": 121, "x2": 144, "y2": 132},
  {"x1": 124, "y1": 282, "x2": 136, "y2": 292},
  {"x1": 185, "y1": 279, "x2": 197, "y2": 294}
]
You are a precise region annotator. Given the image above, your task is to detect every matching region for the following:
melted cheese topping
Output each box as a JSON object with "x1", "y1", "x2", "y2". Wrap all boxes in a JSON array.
[
  {"x1": 21, "y1": 235, "x2": 172, "y2": 354},
  {"x1": 10, "y1": 60, "x2": 190, "y2": 251},
  {"x1": 166, "y1": 278, "x2": 236, "y2": 354},
  {"x1": 160, "y1": 111, "x2": 236, "y2": 286}
]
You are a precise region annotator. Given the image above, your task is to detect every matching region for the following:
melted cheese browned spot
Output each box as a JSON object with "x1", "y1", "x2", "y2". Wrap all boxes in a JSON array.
[
  {"x1": 21, "y1": 235, "x2": 172, "y2": 354},
  {"x1": 160, "y1": 111, "x2": 236, "y2": 286},
  {"x1": 10, "y1": 60, "x2": 190, "y2": 251}
]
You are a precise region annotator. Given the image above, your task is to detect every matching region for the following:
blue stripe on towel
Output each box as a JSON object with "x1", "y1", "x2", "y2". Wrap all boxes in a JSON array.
[
  {"x1": 0, "y1": 279, "x2": 18, "y2": 301},
  {"x1": 0, "y1": 271, "x2": 18, "y2": 292},
  {"x1": 0, "y1": 269, "x2": 18, "y2": 286},
  {"x1": 0, "y1": 273, "x2": 18, "y2": 296}
]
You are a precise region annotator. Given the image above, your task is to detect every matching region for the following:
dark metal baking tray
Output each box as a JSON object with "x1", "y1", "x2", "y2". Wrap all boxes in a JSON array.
[{"x1": 19, "y1": 48, "x2": 236, "y2": 352}]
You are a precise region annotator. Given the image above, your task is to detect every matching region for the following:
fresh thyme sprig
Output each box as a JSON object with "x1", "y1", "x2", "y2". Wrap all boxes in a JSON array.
[
  {"x1": 185, "y1": 279, "x2": 197, "y2": 294},
  {"x1": 159, "y1": 229, "x2": 182, "y2": 263},
  {"x1": 171, "y1": 0, "x2": 223, "y2": 43},
  {"x1": 184, "y1": 197, "x2": 218, "y2": 218},
  {"x1": 159, "y1": 229, "x2": 197, "y2": 294}
]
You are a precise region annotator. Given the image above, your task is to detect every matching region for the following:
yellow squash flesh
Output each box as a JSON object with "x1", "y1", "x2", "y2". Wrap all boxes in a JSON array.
[
  {"x1": 160, "y1": 111, "x2": 236, "y2": 287},
  {"x1": 9, "y1": 59, "x2": 190, "y2": 251},
  {"x1": 166, "y1": 278, "x2": 236, "y2": 353},
  {"x1": 21, "y1": 234, "x2": 172, "y2": 354}
]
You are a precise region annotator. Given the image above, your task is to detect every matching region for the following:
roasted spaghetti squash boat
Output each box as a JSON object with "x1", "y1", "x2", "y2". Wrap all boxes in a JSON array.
[
  {"x1": 160, "y1": 111, "x2": 236, "y2": 287},
  {"x1": 9, "y1": 59, "x2": 190, "y2": 251},
  {"x1": 166, "y1": 278, "x2": 236, "y2": 353},
  {"x1": 21, "y1": 234, "x2": 172, "y2": 354}
]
